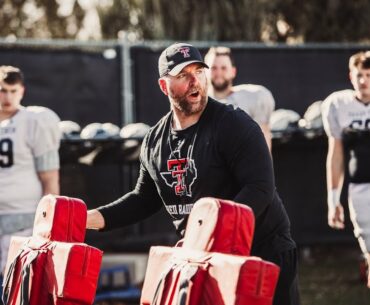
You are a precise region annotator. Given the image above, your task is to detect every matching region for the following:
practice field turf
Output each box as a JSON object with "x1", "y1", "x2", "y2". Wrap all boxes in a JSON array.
[{"x1": 299, "y1": 244, "x2": 370, "y2": 305}]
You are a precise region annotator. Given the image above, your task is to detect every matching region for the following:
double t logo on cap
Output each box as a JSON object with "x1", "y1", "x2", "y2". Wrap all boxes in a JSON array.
[{"x1": 178, "y1": 47, "x2": 191, "y2": 58}]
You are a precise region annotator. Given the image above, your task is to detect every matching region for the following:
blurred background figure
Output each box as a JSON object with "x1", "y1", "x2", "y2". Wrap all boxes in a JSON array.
[
  {"x1": 0, "y1": 65, "x2": 61, "y2": 273},
  {"x1": 205, "y1": 46, "x2": 275, "y2": 150},
  {"x1": 322, "y1": 51, "x2": 370, "y2": 288}
]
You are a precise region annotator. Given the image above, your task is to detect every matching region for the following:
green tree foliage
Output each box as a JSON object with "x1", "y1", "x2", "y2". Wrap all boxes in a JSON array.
[
  {"x1": 0, "y1": 0, "x2": 369, "y2": 42},
  {"x1": 97, "y1": 0, "x2": 139, "y2": 39},
  {"x1": 134, "y1": 0, "x2": 264, "y2": 41},
  {"x1": 0, "y1": 0, "x2": 85, "y2": 39},
  {"x1": 273, "y1": 0, "x2": 370, "y2": 42}
]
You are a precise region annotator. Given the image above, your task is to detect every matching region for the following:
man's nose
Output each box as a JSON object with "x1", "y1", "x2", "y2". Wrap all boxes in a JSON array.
[
  {"x1": 189, "y1": 73, "x2": 200, "y2": 85},
  {"x1": 359, "y1": 77, "x2": 366, "y2": 84},
  {"x1": 211, "y1": 69, "x2": 221, "y2": 77}
]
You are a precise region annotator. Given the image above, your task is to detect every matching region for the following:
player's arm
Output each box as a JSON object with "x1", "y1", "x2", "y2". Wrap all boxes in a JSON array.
[
  {"x1": 38, "y1": 169, "x2": 60, "y2": 195},
  {"x1": 30, "y1": 107, "x2": 61, "y2": 195},
  {"x1": 259, "y1": 123, "x2": 272, "y2": 151},
  {"x1": 256, "y1": 87, "x2": 275, "y2": 152},
  {"x1": 35, "y1": 147, "x2": 60, "y2": 195},
  {"x1": 326, "y1": 136, "x2": 345, "y2": 229},
  {"x1": 321, "y1": 96, "x2": 345, "y2": 229}
]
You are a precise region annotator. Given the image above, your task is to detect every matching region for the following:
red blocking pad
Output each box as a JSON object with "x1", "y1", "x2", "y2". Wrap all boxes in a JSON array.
[
  {"x1": 140, "y1": 246, "x2": 280, "y2": 305},
  {"x1": 2, "y1": 195, "x2": 103, "y2": 305},
  {"x1": 183, "y1": 197, "x2": 255, "y2": 256}
]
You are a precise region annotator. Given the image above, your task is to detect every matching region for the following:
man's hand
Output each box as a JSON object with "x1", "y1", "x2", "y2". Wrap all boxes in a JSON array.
[
  {"x1": 86, "y1": 209, "x2": 105, "y2": 230},
  {"x1": 328, "y1": 204, "x2": 345, "y2": 229}
]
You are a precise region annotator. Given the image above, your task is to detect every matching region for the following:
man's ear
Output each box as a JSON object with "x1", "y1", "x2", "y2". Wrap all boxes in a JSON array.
[
  {"x1": 232, "y1": 66, "x2": 237, "y2": 79},
  {"x1": 158, "y1": 78, "x2": 168, "y2": 96},
  {"x1": 349, "y1": 71, "x2": 356, "y2": 88},
  {"x1": 21, "y1": 86, "x2": 26, "y2": 98}
]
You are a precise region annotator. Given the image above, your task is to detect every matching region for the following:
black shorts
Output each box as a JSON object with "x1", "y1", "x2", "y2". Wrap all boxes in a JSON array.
[{"x1": 269, "y1": 247, "x2": 300, "y2": 305}]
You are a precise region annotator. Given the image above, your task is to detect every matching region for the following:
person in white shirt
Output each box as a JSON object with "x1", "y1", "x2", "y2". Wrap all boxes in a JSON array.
[
  {"x1": 322, "y1": 51, "x2": 370, "y2": 288},
  {"x1": 0, "y1": 66, "x2": 61, "y2": 272},
  {"x1": 205, "y1": 46, "x2": 275, "y2": 150}
]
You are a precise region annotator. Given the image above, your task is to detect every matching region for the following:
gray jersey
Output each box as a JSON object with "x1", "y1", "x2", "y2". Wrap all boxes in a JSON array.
[
  {"x1": 0, "y1": 106, "x2": 61, "y2": 214},
  {"x1": 220, "y1": 84, "x2": 275, "y2": 125},
  {"x1": 322, "y1": 89, "x2": 370, "y2": 139}
]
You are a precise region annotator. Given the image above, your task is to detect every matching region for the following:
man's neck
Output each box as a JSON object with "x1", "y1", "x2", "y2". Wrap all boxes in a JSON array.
[
  {"x1": 172, "y1": 109, "x2": 204, "y2": 130},
  {"x1": 356, "y1": 93, "x2": 370, "y2": 104},
  {"x1": 209, "y1": 86, "x2": 233, "y2": 100},
  {"x1": 0, "y1": 109, "x2": 19, "y2": 121}
]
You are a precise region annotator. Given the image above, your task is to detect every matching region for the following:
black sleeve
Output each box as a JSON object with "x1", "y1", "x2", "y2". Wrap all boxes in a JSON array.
[
  {"x1": 217, "y1": 110, "x2": 274, "y2": 218},
  {"x1": 97, "y1": 163, "x2": 163, "y2": 230}
]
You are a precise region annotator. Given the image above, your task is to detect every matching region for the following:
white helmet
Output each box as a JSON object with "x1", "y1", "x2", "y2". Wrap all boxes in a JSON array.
[
  {"x1": 102, "y1": 123, "x2": 120, "y2": 138},
  {"x1": 120, "y1": 123, "x2": 150, "y2": 161},
  {"x1": 270, "y1": 109, "x2": 301, "y2": 131},
  {"x1": 298, "y1": 100, "x2": 323, "y2": 129},
  {"x1": 120, "y1": 123, "x2": 150, "y2": 145},
  {"x1": 59, "y1": 120, "x2": 81, "y2": 139},
  {"x1": 80, "y1": 122, "x2": 120, "y2": 139}
]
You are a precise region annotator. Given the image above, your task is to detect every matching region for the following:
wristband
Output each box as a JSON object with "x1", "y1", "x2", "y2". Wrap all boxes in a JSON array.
[{"x1": 328, "y1": 188, "x2": 339, "y2": 211}]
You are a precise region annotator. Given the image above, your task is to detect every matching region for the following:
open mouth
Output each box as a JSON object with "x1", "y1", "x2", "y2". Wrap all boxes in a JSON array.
[{"x1": 188, "y1": 90, "x2": 200, "y2": 99}]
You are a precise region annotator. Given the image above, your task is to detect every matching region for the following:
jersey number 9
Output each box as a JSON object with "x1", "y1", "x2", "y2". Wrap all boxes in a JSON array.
[{"x1": 0, "y1": 138, "x2": 13, "y2": 168}]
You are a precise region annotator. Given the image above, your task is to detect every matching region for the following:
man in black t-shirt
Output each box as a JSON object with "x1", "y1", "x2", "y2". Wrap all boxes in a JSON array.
[{"x1": 86, "y1": 42, "x2": 300, "y2": 305}]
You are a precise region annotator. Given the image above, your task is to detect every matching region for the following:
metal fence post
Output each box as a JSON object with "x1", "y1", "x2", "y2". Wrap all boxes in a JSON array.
[{"x1": 120, "y1": 35, "x2": 134, "y2": 125}]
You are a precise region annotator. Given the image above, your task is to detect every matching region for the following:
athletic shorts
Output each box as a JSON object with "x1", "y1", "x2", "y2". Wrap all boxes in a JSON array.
[{"x1": 348, "y1": 182, "x2": 370, "y2": 254}]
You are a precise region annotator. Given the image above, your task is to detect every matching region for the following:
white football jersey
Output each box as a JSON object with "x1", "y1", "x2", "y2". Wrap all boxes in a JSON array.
[
  {"x1": 0, "y1": 106, "x2": 61, "y2": 214},
  {"x1": 220, "y1": 84, "x2": 275, "y2": 125},
  {"x1": 322, "y1": 89, "x2": 370, "y2": 139}
]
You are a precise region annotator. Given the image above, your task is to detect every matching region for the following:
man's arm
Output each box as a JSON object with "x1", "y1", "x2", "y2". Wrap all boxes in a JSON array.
[
  {"x1": 86, "y1": 163, "x2": 163, "y2": 231},
  {"x1": 326, "y1": 136, "x2": 345, "y2": 229},
  {"x1": 259, "y1": 123, "x2": 272, "y2": 151},
  {"x1": 218, "y1": 110, "x2": 274, "y2": 218},
  {"x1": 38, "y1": 169, "x2": 60, "y2": 195}
]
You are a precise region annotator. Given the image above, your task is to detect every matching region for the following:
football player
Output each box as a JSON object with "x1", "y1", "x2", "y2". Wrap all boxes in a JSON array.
[
  {"x1": 0, "y1": 66, "x2": 61, "y2": 272},
  {"x1": 205, "y1": 46, "x2": 275, "y2": 150},
  {"x1": 322, "y1": 51, "x2": 370, "y2": 288}
]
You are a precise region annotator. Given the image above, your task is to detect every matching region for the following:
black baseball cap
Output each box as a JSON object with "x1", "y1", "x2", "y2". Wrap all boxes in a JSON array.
[{"x1": 158, "y1": 43, "x2": 208, "y2": 77}]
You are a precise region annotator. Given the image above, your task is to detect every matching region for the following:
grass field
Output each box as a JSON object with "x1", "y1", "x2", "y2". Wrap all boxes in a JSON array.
[{"x1": 299, "y1": 244, "x2": 370, "y2": 305}]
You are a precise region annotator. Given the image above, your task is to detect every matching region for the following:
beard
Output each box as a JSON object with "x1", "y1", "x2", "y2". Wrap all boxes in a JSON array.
[
  {"x1": 211, "y1": 78, "x2": 232, "y2": 92},
  {"x1": 170, "y1": 84, "x2": 208, "y2": 116}
]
